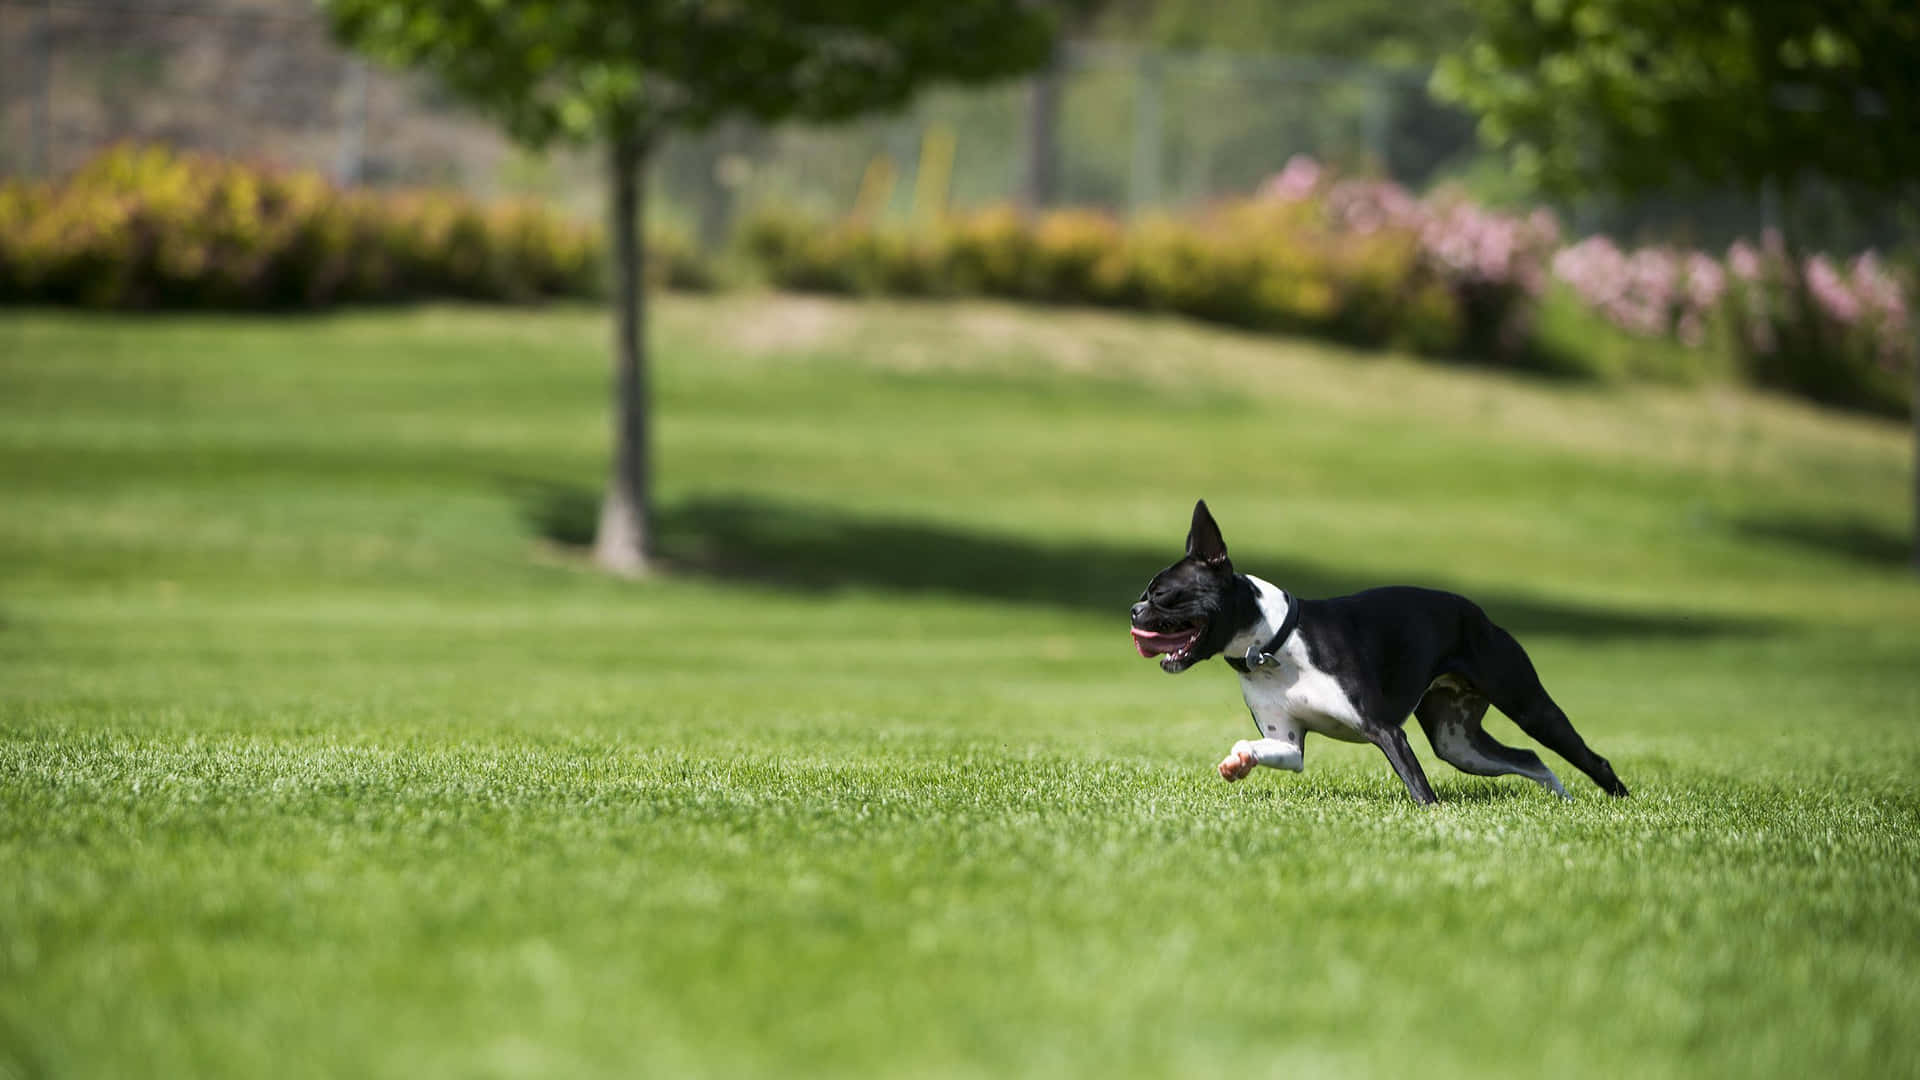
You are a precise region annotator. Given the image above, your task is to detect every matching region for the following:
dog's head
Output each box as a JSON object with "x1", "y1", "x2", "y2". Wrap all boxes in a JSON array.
[{"x1": 1130, "y1": 500, "x2": 1253, "y2": 673}]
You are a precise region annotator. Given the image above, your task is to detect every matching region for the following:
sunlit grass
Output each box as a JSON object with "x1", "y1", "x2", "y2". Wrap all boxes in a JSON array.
[{"x1": 1, "y1": 296, "x2": 1916, "y2": 1079}]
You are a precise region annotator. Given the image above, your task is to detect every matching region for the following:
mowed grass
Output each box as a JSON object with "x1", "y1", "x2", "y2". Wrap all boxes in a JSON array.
[{"x1": 1, "y1": 295, "x2": 1917, "y2": 1079}]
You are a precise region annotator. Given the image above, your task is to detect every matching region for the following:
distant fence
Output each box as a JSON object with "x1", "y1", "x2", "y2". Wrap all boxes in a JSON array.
[
  {"x1": 0, "y1": 0, "x2": 1473, "y2": 243},
  {"x1": 0, "y1": 0, "x2": 528, "y2": 196},
  {"x1": 677, "y1": 45, "x2": 1454, "y2": 216}
]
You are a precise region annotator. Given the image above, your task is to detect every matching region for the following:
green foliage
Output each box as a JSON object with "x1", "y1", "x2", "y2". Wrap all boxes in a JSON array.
[
  {"x1": 3, "y1": 301, "x2": 1917, "y2": 1078},
  {"x1": 321, "y1": 0, "x2": 1059, "y2": 146},
  {"x1": 643, "y1": 225, "x2": 718, "y2": 292},
  {"x1": 1725, "y1": 247, "x2": 1914, "y2": 416},
  {"x1": 0, "y1": 145, "x2": 605, "y2": 308},
  {"x1": 740, "y1": 214, "x2": 893, "y2": 295},
  {"x1": 1545, "y1": 233, "x2": 1912, "y2": 413},
  {"x1": 1026, "y1": 209, "x2": 1136, "y2": 305},
  {"x1": 1433, "y1": 0, "x2": 1920, "y2": 200},
  {"x1": 743, "y1": 173, "x2": 1913, "y2": 415},
  {"x1": 743, "y1": 201, "x2": 1471, "y2": 355},
  {"x1": 941, "y1": 206, "x2": 1040, "y2": 297},
  {"x1": 1529, "y1": 284, "x2": 1733, "y2": 382}
]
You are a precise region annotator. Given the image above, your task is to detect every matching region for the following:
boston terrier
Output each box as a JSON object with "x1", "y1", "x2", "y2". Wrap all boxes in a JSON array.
[{"x1": 1129, "y1": 500, "x2": 1629, "y2": 805}]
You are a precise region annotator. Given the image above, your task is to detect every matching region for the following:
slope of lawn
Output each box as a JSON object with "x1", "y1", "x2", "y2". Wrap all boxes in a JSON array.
[{"x1": 1, "y1": 295, "x2": 1916, "y2": 1080}]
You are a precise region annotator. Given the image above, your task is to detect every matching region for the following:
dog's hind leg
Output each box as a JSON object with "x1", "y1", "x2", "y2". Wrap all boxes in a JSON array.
[
  {"x1": 1500, "y1": 695, "x2": 1628, "y2": 797},
  {"x1": 1414, "y1": 682, "x2": 1568, "y2": 799},
  {"x1": 1462, "y1": 622, "x2": 1630, "y2": 797}
]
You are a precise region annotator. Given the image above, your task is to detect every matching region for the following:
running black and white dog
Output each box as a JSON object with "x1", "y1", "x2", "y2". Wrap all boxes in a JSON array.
[{"x1": 1130, "y1": 500, "x2": 1628, "y2": 804}]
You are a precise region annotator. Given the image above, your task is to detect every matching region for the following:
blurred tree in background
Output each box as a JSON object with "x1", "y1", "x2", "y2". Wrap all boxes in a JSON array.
[
  {"x1": 1432, "y1": 0, "x2": 1920, "y2": 567},
  {"x1": 1433, "y1": 0, "x2": 1918, "y2": 205},
  {"x1": 322, "y1": 0, "x2": 1058, "y2": 575}
]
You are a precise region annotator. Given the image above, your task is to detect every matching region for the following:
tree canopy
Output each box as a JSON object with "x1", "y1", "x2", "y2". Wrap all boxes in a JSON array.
[
  {"x1": 1431, "y1": 0, "x2": 1920, "y2": 201},
  {"x1": 323, "y1": 0, "x2": 1059, "y2": 145}
]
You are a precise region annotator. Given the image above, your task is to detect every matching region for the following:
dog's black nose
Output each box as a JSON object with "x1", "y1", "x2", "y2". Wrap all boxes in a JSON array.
[{"x1": 1130, "y1": 601, "x2": 1148, "y2": 622}]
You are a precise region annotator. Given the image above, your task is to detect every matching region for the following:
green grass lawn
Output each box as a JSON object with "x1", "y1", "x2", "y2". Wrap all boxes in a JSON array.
[{"x1": 2, "y1": 295, "x2": 1917, "y2": 1079}]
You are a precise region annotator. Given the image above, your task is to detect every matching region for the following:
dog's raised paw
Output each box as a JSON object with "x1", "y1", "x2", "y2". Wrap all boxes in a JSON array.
[{"x1": 1217, "y1": 747, "x2": 1257, "y2": 781}]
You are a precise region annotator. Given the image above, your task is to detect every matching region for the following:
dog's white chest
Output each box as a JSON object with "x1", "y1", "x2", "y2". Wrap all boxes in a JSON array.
[{"x1": 1238, "y1": 648, "x2": 1369, "y2": 744}]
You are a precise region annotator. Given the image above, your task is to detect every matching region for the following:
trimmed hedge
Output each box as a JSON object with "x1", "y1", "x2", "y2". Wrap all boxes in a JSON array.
[
  {"x1": 0, "y1": 144, "x2": 609, "y2": 308},
  {"x1": 10, "y1": 147, "x2": 1907, "y2": 416},
  {"x1": 743, "y1": 201, "x2": 1493, "y2": 359},
  {"x1": 1723, "y1": 245, "x2": 1912, "y2": 417},
  {"x1": 742, "y1": 155, "x2": 1913, "y2": 416},
  {"x1": 1553, "y1": 234, "x2": 1914, "y2": 415},
  {"x1": 742, "y1": 156, "x2": 1577, "y2": 362}
]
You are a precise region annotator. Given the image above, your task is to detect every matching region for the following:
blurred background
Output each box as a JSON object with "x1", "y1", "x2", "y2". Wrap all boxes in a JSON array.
[
  {"x1": 3, "y1": 0, "x2": 1913, "y2": 429},
  {"x1": 3, "y1": 0, "x2": 1910, "y2": 244},
  {"x1": 10, "y1": 1, "x2": 1456, "y2": 217}
]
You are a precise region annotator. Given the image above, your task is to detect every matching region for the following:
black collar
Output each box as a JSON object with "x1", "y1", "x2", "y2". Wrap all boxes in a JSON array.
[{"x1": 1223, "y1": 593, "x2": 1300, "y2": 673}]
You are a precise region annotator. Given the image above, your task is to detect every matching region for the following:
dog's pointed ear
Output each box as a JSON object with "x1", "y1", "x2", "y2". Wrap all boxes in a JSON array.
[{"x1": 1185, "y1": 499, "x2": 1231, "y2": 567}]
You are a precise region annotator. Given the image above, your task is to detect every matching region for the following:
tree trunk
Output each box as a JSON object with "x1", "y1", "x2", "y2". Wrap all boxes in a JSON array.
[
  {"x1": 1912, "y1": 315, "x2": 1919, "y2": 573},
  {"x1": 593, "y1": 129, "x2": 653, "y2": 576}
]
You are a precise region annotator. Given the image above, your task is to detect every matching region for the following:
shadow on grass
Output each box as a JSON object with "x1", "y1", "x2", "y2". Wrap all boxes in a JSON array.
[
  {"x1": 516, "y1": 483, "x2": 1764, "y2": 641},
  {"x1": 1734, "y1": 512, "x2": 1910, "y2": 568},
  {"x1": 0, "y1": 1014, "x2": 48, "y2": 1080}
]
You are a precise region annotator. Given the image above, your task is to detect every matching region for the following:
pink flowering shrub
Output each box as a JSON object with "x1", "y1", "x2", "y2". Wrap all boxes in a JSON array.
[
  {"x1": 1722, "y1": 234, "x2": 1913, "y2": 415},
  {"x1": 1549, "y1": 225, "x2": 1910, "y2": 414},
  {"x1": 742, "y1": 153, "x2": 1911, "y2": 413},
  {"x1": 751, "y1": 155, "x2": 1554, "y2": 357},
  {"x1": 1266, "y1": 155, "x2": 1559, "y2": 360},
  {"x1": 1551, "y1": 238, "x2": 1727, "y2": 347}
]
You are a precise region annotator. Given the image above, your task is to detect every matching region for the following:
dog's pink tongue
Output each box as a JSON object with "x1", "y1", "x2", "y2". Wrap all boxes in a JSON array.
[{"x1": 1130, "y1": 627, "x2": 1186, "y2": 658}]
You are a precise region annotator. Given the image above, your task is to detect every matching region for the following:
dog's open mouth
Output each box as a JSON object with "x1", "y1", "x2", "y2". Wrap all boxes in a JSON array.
[{"x1": 1131, "y1": 624, "x2": 1205, "y2": 664}]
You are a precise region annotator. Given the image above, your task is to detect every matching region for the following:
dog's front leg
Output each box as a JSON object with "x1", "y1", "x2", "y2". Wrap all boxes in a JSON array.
[
  {"x1": 1218, "y1": 736, "x2": 1303, "y2": 781},
  {"x1": 1368, "y1": 726, "x2": 1439, "y2": 805}
]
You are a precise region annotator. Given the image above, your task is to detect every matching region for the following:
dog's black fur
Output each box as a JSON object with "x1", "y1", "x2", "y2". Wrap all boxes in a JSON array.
[{"x1": 1131, "y1": 500, "x2": 1628, "y2": 804}]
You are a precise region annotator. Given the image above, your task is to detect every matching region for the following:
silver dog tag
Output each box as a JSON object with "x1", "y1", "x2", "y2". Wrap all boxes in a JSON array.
[{"x1": 1245, "y1": 644, "x2": 1275, "y2": 670}]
